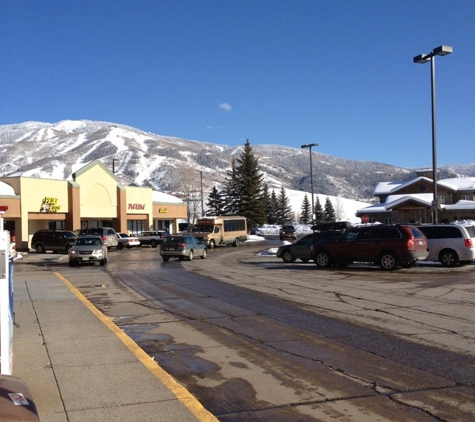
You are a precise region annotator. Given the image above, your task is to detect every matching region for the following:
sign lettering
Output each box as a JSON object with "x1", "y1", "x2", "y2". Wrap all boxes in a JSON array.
[
  {"x1": 40, "y1": 197, "x2": 61, "y2": 213},
  {"x1": 159, "y1": 208, "x2": 168, "y2": 213},
  {"x1": 128, "y1": 203, "x2": 145, "y2": 210}
]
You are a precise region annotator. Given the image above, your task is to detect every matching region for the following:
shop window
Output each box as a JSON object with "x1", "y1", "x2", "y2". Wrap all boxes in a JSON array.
[
  {"x1": 462, "y1": 195, "x2": 470, "y2": 201},
  {"x1": 48, "y1": 221, "x2": 64, "y2": 230}
]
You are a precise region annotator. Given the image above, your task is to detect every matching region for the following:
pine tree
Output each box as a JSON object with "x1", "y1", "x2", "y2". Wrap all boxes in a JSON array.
[
  {"x1": 234, "y1": 140, "x2": 266, "y2": 227},
  {"x1": 277, "y1": 185, "x2": 293, "y2": 224},
  {"x1": 205, "y1": 186, "x2": 225, "y2": 216},
  {"x1": 222, "y1": 158, "x2": 239, "y2": 215},
  {"x1": 314, "y1": 197, "x2": 324, "y2": 224},
  {"x1": 300, "y1": 193, "x2": 312, "y2": 224},
  {"x1": 268, "y1": 189, "x2": 279, "y2": 224},
  {"x1": 263, "y1": 183, "x2": 273, "y2": 224},
  {"x1": 324, "y1": 196, "x2": 336, "y2": 222}
]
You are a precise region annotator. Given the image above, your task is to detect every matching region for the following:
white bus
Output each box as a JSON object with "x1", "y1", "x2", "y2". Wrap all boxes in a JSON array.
[{"x1": 192, "y1": 216, "x2": 247, "y2": 248}]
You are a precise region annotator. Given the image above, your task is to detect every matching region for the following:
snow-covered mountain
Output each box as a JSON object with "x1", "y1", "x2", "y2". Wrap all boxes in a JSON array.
[{"x1": 0, "y1": 120, "x2": 472, "y2": 208}]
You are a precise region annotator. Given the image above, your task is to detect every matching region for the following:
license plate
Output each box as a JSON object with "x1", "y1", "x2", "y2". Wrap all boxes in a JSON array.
[
  {"x1": 168, "y1": 247, "x2": 175, "y2": 251},
  {"x1": 82, "y1": 257, "x2": 89, "y2": 261}
]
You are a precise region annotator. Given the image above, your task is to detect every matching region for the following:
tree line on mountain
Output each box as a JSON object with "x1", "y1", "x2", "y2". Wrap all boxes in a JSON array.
[{"x1": 204, "y1": 140, "x2": 337, "y2": 228}]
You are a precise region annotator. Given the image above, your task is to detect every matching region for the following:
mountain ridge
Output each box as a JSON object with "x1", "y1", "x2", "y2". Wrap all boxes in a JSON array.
[{"x1": 1, "y1": 119, "x2": 473, "y2": 202}]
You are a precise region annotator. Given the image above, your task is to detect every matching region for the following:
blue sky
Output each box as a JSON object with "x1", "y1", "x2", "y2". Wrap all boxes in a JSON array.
[{"x1": 1, "y1": 1, "x2": 474, "y2": 168}]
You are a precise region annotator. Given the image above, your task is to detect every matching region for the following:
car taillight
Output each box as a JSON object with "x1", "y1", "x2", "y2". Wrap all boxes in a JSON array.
[
  {"x1": 102, "y1": 235, "x2": 107, "y2": 241},
  {"x1": 178, "y1": 243, "x2": 186, "y2": 248},
  {"x1": 406, "y1": 238, "x2": 415, "y2": 250},
  {"x1": 465, "y1": 238, "x2": 473, "y2": 248}
]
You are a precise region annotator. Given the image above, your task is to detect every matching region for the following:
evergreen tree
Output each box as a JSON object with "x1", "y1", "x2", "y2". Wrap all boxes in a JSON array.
[
  {"x1": 268, "y1": 189, "x2": 279, "y2": 224},
  {"x1": 234, "y1": 140, "x2": 266, "y2": 227},
  {"x1": 263, "y1": 183, "x2": 273, "y2": 224},
  {"x1": 324, "y1": 196, "x2": 336, "y2": 222},
  {"x1": 314, "y1": 197, "x2": 324, "y2": 224},
  {"x1": 205, "y1": 186, "x2": 225, "y2": 216},
  {"x1": 300, "y1": 193, "x2": 312, "y2": 224},
  {"x1": 222, "y1": 158, "x2": 239, "y2": 215},
  {"x1": 277, "y1": 185, "x2": 293, "y2": 224}
]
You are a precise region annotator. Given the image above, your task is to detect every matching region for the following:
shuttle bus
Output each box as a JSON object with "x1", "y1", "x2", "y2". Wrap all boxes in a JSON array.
[{"x1": 192, "y1": 216, "x2": 247, "y2": 248}]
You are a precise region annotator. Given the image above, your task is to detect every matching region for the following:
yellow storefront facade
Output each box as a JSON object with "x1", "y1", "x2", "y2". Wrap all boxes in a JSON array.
[{"x1": 0, "y1": 160, "x2": 187, "y2": 251}]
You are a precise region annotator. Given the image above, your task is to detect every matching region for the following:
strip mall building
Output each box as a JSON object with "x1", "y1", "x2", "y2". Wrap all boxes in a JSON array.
[{"x1": 0, "y1": 160, "x2": 187, "y2": 251}]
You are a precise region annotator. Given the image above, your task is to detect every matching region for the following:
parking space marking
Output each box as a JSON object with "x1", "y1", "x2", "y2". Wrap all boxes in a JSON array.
[{"x1": 53, "y1": 270, "x2": 218, "y2": 422}]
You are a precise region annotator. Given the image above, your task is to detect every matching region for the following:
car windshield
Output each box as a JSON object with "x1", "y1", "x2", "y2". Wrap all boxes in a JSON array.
[{"x1": 76, "y1": 238, "x2": 101, "y2": 246}]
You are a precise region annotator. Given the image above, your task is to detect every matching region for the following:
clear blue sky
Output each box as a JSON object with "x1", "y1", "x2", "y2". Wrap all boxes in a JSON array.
[{"x1": 1, "y1": 1, "x2": 474, "y2": 168}]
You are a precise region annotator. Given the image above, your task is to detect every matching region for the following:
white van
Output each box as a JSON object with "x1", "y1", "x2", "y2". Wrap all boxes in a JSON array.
[{"x1": 418, "y1": 223, "x2": 475, "y2": 267}]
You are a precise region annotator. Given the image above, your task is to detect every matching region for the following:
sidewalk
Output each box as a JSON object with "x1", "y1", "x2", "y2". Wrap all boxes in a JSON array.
[{"x1": 12, "y1": 263, "x2": 217, "y2": 422}]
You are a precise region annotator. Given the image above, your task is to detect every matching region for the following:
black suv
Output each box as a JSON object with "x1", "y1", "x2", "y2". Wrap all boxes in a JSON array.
[
  {"x1": 279, "y1": 225, "x2": 297, "y2": 240},
  {"x1": 31, "y1": 230, "x2": 77, "y2": 253},
  {"x1": 311, "y1": 224, "x2": 429, "y2": 270}
]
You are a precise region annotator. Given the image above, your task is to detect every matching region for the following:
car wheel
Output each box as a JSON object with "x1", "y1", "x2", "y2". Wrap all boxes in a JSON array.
[
  {"x1": 65, "y1": 243, "x2": 73, "y2": 253},
  {"x1": 281, "y1": 250, "x2": 295, "y2": 263},
  {"x1": 69, "y1": 259, "x2": 75, "y2": 267},
  {"x1": 201, "y1": 249, "x2": 207, "y2": 259},
  {"x1": 209, "y1": 239, "x2": 216, "y2": 249},
  {"x1": 117, "y1": 243, "x2": 123, "y2": 250},
  {"x1": 233, "y1": 238, "x2": 240, "y2": 247},
  {"x1": 100, "y1": 259, "x2": 106, "y2": 266},
  {"x1": 380, "y1": 252, "x2": 397, "y2": 271},
  {"x1": 162, "y1": 256, "x2": 170, "y2": 262},
  {"x1": 314, "y1": 251, "x2": 332, "y2": 268},
  {"x1": 151, "y1": 240, "x2": 158, "y2": 248},
  {"x1": 439, "y1": 249, "x2": 459, "y2": 267},
  {"x1": 188, "y1": 250, "x2": 194, "y2": 261},
  {"x1": 35, "y1": 243, "x2": 46, "y2": 254}
]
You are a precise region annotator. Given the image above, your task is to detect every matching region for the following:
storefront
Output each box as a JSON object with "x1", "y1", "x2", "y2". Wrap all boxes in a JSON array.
[{"x1": 0, "y1": 160, "x2": 187, "y2": 251}]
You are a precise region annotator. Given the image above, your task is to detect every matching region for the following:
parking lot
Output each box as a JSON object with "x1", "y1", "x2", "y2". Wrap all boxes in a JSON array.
[{"x1": 14, "y1": 241, "x2": 475, "y2": 420}]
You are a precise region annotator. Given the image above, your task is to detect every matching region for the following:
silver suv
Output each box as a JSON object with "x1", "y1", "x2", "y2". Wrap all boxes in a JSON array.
[
  {"x1": 417, "y1": 223, "x2": 475, "y2": 267},
  {"x1": 68, "y1": 236, "x2": 108, "y2": 266}
]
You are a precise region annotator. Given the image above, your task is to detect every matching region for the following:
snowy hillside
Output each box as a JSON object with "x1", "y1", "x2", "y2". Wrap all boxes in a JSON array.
[{"x1": 0, "y1": 119, "x2": 472, "y2": 221}]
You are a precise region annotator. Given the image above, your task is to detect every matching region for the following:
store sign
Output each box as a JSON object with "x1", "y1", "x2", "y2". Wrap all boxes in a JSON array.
[
  {"x1": 0, "y1": 206, "x2": 8, "y2": 212},
  {"x1": 159, "y1": 208, "x2": 168, "y2": 213},
  {"x1": 40, "y1": 197, "x2": 61, "y2": 213},
  {"x1": 128, "y1": 203, "x2": 145, "y2": 210}
]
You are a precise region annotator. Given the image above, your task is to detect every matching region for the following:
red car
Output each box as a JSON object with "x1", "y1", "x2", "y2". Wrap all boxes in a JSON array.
[{"x1": 311, "y1": 224, "x2": 428, "y2": 270}]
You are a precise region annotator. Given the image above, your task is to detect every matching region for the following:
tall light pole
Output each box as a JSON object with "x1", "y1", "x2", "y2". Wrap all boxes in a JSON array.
[
  {"x1": 413, "y1": 45, "x2": 453, "y2": 224},
  {"x1": 301, "y1": 143, "x2": 318, "y2": 227},
  {"x1": 112, "y1": 158, "x2": 120, "y2": 174}
]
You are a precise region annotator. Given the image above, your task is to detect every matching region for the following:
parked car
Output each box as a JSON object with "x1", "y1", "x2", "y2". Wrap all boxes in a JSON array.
[
  {"x1": 160, "y1": 235, "x2": 207, "y2": 261},
  {"x1": 76, "y1": 227, "x2": 119, "y2": 249},
  {"x1": 277, "y1": 231, "x2": 343, "y2": 263},
  {"x1": 250, "y1": 227, "x2": 264, "y2": 236},
  {"x1": 137, "y1": 230, "x2": 169, "y2": 248},
  {"x1": 68, "y1": 235, "x2": 108, "y2": 266},
  {"x1": 311, "y1": 224, "x2": 429, "y2": 270},
  {"x1": 117, "y1": 233, "x2": 141, "y2": 249},
  {"x1": 31, "y1": 229, "x2": 77, "y2": 253},
  {"x1": 279, "y1": 225, "x2": 297, "y2": 240},
  {"x1": 417, "y1": 223, "x2": 475, "y2": 267}
]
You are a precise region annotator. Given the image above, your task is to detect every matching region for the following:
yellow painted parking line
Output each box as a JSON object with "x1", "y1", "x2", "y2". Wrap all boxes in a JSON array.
[{"x1": 53, "y1": 271, "x2": 218, "y2": 422}]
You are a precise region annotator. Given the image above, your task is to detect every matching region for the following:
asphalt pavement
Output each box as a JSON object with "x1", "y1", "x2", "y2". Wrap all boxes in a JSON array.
[{"x1": 10, "y1": 256, "x2": 218, "y2": 422}]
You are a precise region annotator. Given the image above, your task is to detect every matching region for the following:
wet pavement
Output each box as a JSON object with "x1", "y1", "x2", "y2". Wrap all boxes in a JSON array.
[{"x1": 12, "y1": 244, "x2": 475, "y2": 421}]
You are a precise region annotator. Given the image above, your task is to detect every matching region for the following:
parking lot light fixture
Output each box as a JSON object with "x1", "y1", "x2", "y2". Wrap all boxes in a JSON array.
[
  {"x1": 413, "y1": 45, "x2": 453, "y2": 224},
  {"x1": 301, "y1": 143, "x2": 318, "y2": 228}
]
